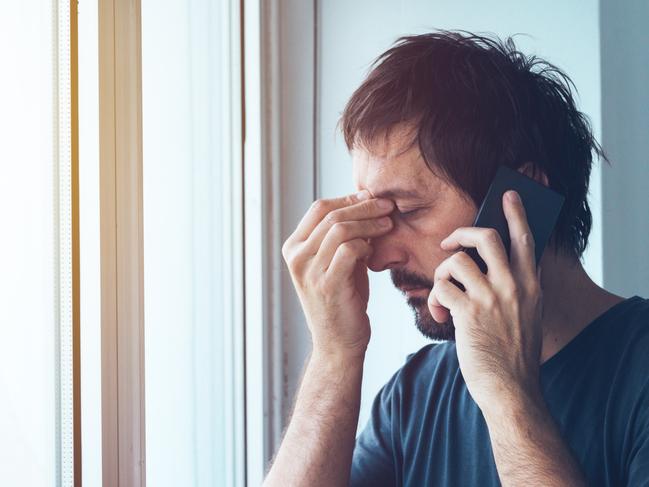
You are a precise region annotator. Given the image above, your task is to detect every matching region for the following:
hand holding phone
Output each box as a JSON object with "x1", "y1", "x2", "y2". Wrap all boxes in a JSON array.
[{"x1": 449, "y1": 165, "x2": 565, "y2": 292}]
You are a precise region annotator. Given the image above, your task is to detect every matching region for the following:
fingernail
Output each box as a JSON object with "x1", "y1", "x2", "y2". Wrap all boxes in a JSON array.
[
  {"x1": 377, "y1": 199, "x2": 393, "y2": 209},
  {"x1": 507, "y1": 190, "x2": 520, "y2": 203},
  {"x1": 356, "y1": 190, "x2": 371, "y2": 200}
]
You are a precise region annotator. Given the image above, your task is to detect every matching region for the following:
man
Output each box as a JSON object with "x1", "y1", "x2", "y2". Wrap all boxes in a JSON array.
[{"x1": 264, "y1": 30, "x2": 649, "y2": 486}]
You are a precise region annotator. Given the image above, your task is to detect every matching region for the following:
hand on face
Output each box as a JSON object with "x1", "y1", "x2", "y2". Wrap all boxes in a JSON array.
[
  {"x1": 427, "y1": 190, "x2": 544, "y2": 410},
  {"x1": 282, "y1": 190, "x2": 395, "y2": 360}
]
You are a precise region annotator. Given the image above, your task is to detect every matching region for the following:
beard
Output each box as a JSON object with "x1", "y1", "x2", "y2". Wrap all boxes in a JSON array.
[{"x1": 390, "y1": 267, "x2": 456, "y2": 341}]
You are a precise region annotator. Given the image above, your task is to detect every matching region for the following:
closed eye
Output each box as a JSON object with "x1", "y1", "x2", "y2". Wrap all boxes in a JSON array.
[{"x1": 397, "y1": 208, "x2": 422, "y2": 217}]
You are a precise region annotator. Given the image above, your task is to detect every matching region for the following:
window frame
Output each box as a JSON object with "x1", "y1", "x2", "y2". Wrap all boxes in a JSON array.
[
  {"x1": 97, "y1": 0, "x2": 256, "y2": 484},
  {"x1": 97, "y1": 0, "x2": 318, "y2": 483},
  {"x1": 243, "y1": 0, "x2": 319, "y2": 482},
  {"x1": 98, "y1": 0, "x2": 146, "y2": 484}
]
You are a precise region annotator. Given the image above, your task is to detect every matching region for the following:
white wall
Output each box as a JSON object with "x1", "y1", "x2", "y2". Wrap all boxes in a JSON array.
[
  {"x1": 316, "y1": 0, "x2": 603, "y2": 432},
  {"x1": 600, "y1": 0, "x2": 649, "y2": 298}
]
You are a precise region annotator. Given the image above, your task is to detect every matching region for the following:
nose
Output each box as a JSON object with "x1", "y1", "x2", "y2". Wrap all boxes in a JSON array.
[{"x1": 365, "y1": 233, "x2": 407, "y2": 272}]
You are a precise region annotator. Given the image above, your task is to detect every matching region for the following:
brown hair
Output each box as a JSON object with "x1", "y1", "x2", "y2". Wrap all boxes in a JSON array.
[{"x1": 338, "y1": 29, "x2": 609, "y2": 260}]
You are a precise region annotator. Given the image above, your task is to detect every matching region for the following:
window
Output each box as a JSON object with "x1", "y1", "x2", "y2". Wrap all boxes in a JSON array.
[
  {"x1": 0, "y1": 1, "x2": 76, "y2": 485},
  {"x1": 141, "y1": 0, "x2": 245, "y2": 484},
  {"x1": 2, "y1": 1, "x2": 292, "y2": 485}
]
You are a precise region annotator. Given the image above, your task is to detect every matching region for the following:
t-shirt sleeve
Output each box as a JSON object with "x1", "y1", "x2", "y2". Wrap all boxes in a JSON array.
[{"x1": 349, "y1": 369, "x2": 402, "y2": 487}]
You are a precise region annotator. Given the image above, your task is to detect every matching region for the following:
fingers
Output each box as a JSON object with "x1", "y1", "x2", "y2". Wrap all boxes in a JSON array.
[
  {"x1": 428, "y1": 279, "x2": 468, "y2": 322},
  {"x1": 326, "y1": 238, "x2": 373, "y2": 281},
  {"x1": 440, "y1": 226, "x2": 511, "y2": 288},
  {"x1": 502, "y1": 190, "x2": 537, "y2": 285},
  {"x1": 303, "y1": 196, "x2": 394, "y2": 263},
  {"x1": 315, "y1": 216, "x2": 392, "y2": 271},
  {"x1": 282, "y1": 190, "x2": 395, "y2": 279},
  {"x1": 289, "y1": 190, "x2": 379, "y2": 244},
  {"x1": 433, "y1": 250, "x2": 491, "y2": 300}
]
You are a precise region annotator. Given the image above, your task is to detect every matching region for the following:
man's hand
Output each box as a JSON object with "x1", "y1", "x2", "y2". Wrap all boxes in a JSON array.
[
  {"x1": 282, "y1": 189, "x2": 394, "y2": 359},
  {"x1": 428, "y1": 189, "x2": 543, "y2": 410},
  {"x1": 428, "y1": 189, "x2": 587, "y2": 486},
  {"x1": 264, "y1": 190, "x2": 395, "y2": 487}
]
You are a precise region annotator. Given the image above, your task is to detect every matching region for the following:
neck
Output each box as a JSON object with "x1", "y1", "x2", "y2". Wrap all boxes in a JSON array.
[{"x1": 537, "y1": 248, "x2": 626, "y2": 364}]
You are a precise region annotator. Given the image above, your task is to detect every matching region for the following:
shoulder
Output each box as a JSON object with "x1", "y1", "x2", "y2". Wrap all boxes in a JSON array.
[
  {"x1": 620, "y1": 295, "x2": 649, "y2": 333},
  {"x1": 612, "y1": 295, "x2": 649, "y2": 380},
  {"x1": 608, "y1": 295, "x2": 649, "y2": 362}
]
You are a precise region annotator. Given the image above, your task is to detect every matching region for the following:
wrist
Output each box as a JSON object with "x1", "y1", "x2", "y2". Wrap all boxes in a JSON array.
[
  {"x1": 311, "y1": 345, "x2": 366, "y2": 370},
  {"x1": 481, "y1": 383, "x2": 546, "y2": 426}
]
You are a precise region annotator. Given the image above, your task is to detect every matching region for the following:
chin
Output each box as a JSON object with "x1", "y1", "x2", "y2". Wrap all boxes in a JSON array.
[{"x1": 407, "y1": 296, "x2": 456, "y2": 341}]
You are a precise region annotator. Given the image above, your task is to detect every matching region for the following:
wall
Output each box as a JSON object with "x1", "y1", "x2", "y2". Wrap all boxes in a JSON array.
[{"x1": 600, "y1": 0, "x2": 649, "y2": 298}]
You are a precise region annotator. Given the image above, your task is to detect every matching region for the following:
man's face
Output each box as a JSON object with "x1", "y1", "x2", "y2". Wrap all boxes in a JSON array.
[{"x1": 352, "y1": 125, "x2": 477, "y2": 341}]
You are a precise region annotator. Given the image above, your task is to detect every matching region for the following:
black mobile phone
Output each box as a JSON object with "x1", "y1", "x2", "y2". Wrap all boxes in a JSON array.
[{"x1": 449, "y1": 165, "x2": 565, "y2": 292}]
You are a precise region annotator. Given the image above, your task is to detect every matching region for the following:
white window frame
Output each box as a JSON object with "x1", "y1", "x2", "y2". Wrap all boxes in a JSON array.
[
  {"x1": 243, "y1": 0, "x2": 320, "y2": 482},
  {"x1": 98, "y1": 0, "x2": 145, "y2": 484}
]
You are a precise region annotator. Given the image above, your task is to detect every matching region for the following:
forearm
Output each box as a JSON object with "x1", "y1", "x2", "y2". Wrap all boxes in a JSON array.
[
  {"x1": 263, "y1": 349, "x2": 364, "y2": 487},
  {"x1": 483, "y1": 387, "x2": 587, "y2": 487}
]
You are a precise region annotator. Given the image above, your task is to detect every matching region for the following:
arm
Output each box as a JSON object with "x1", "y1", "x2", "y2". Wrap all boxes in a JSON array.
[
  {"x1": 263, "y1": 350, "x2": 364, "y2": 487},
  {"x1": 482, "y1": 387, "x2": 587, "y2": 486},
  {"x1": 429, "y1": 188, "x2": 588, "y2": 486},
  {"x1": 264, "y1": 189, "x2": 396, "y2": 486}
]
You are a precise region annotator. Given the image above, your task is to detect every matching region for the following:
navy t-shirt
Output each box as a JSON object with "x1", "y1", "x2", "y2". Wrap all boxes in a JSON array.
[{"x1": 351, "y1": 295, "x2": 649, "y2": 486}]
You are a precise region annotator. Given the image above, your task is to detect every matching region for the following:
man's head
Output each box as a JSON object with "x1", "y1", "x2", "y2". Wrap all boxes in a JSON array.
[{"x1": 338, "y1": 30, "x2": 608, "y2": 341}]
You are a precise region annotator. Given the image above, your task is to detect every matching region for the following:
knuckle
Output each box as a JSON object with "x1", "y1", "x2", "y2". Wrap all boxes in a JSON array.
[
  {"x1": 310, "y1": 198, "x2": 329, "y2": 215},
  {"x1": 483, "y1": 228, "x2": 501, "y2": 245},
  {"x1": 284, "y1": 252, "x2": 300, "y2": 273},
  {"x1": 482, "y1": 291, "x2": 499, "y2": 311},
  {"x1": 330, "y1": 221, "x2": 350, "y2": 239},
  {"x1": 324, "y1": 210, "x2": 342, "y2": 226},
  {"x1": 451, "y1": 251, "x2": 469, "y2": 266},
  {"x1": 339, "y1": 240, "x2": 357, "y2": 257},
  {"x1": 284, "y1": 243, "x2": 307, "y2": 274},
  {"x1": 522, "y1": 232, "x2": 536, "y2": 248},
  {"x1": 281, "y1": 239, "x2": 292, "y2": 260},
  {"x1": 433, "y1": 262, "x2": 446, "y2": 282}
]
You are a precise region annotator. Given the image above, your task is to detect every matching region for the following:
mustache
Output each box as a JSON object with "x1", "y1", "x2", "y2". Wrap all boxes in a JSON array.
[{"x1": 390, "y1": 268, "x2": 434, "y2": 289}]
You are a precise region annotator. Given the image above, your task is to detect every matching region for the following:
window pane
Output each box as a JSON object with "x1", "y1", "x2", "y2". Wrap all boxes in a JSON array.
[
  {"x1": 78, "y1": 0, "x2": 102, "y2": 485},
  {"x1": 142, "y1": 1, "x2": 243, "y2": 485},
  {"x1": 0, "y1": 1, "x2": 74, "y2": 485}
]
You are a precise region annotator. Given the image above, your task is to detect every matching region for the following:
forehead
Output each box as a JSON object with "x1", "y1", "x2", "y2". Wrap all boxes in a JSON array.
[{"x1": 351, "y1": 127, "x2": 440, "y2": 200}]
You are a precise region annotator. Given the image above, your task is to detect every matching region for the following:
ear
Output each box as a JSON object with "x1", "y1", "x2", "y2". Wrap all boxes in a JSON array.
[{"x1": 517, "y1": 161, "x2": 549, "y2": 187}]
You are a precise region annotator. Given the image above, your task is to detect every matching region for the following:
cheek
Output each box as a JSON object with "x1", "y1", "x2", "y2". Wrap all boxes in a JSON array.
[
  {"x1": 407, "y1": 211, "x2": 462, "y2": 242},
  {"x1": 398, "y1": 225, "x2": 454, "y2": 274},
  {"x1": 401, "y1": 211, "x2": 472, "y2": 263}
]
